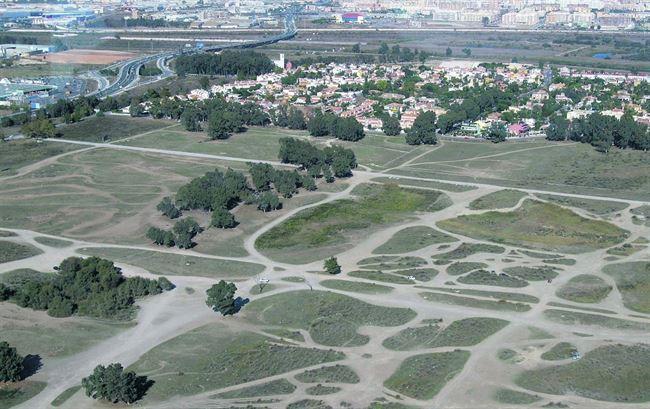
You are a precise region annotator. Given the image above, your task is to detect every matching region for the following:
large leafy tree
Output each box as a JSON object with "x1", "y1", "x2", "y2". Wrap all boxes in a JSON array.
[
  {"x1": 82, "y1": 363, "x2": 147, "y2": 404},
  {"x1": 206, "y1": 281, "x2": 238, "y2": 315},
  {"x1": 406, "y1": 111, "x2": 437, "y2": 145},
  {"x1": 0, "y1": 341, "x2": 24, "y2": 382},
  {"x1": 324, "y1": 257, "x2": 341, "y2": 275},
  {"x1": 486, "y1": 122, "x2": 508, "y2": 143},
  {"x1": 382, "y1": 115, "x2": 401, "y2": 136}
]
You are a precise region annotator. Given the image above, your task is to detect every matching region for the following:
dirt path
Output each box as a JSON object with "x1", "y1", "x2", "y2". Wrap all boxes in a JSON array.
[{"x1": 2, "y1": 146, "x2": 649, "y2": 408}]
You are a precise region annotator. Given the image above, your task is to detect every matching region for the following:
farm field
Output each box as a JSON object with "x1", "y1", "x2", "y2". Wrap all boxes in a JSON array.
[{"x1": 1, "y1": 116, "x2": 649, "y2": 409}]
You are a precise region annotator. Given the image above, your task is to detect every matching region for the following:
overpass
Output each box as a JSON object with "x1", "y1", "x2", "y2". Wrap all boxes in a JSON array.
[{"x1": 90, "y1": 13, "x2": 297, "y2": 98}]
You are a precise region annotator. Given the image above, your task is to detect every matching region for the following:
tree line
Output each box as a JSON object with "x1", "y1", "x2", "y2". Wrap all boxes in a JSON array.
[
  {"x1": 307, "y1": 111, "x2": 365, "y2": 142},
  {"x1": 174, "y1": 50, "x2": 275, "y2": 78},
  {"x1": 0, "y1": 257, "x2": 174, "y2": 320},
  {"x1": 546, "y1": 111, "x2": 650, "y2": 152}
]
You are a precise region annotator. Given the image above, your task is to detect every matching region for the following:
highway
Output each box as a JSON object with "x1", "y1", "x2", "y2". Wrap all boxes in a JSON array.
[{"x1": 90, "y1": 12, "x2": 297, "y2": 98}]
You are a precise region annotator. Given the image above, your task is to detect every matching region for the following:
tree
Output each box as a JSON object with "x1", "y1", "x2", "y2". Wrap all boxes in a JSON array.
[
  {"x1": 173, "y1": 218, "x2": 201, "y2": 248},
  {"x1": 0, "y1": 341, "x2": 24, "y2": 382},
  {"x1": 382, "y1": 115, "x2": 401, "y2": 136},
  {"x1": 0, "y1": 283, "x2": 13, "y2": 301},
  {"x1": 445, "y1": 47, "x2": 453, "y2": 57},
  {"x1": 257, "y1": 191, "x2": 281, "y2": 212},
  {"x1": 181, "y1": 106, "x2": 202, "y2": 132},
  {"x1": 462, "y1": 48, "x2": 472, "y2": 57},
  {"x1": 156, "y1": 197, "x2": 181, "y2": 219},
  {"x1": 406, "y1": 111, "x2": 437, "y2": 145},
  {"x1": 379, "y1": 42, "x2": 389, "y2": 55},
  {"x1": 146, "y1": 227, "x2": 175, "y2": 247},
  {"x1": 248, "y1": 162, "x2": 275, "y2": 191},
  {"x1": 287, "y1": 108, "x2": 307, "y2": 130},
  {"x1": 205, "y1": 280, "x2": 238, "y2": 315},
  {"x1": 481, "y1": 16, "x2": 490, "y2": 26},
  {"x1": 324, "y1": 257, "x2": 341, "y2": 275},
  {"x1": 129, "y1": 101, "x2": 145, "y2": 117},
  {"x1": 351, "y1": 43, "x2": 361, "y2": 53},
  {"x1": 207, "y1": 110, "x2": 242, "y2": 140},
  {"x1": 211, "y1": 207, "x2": 236, "y2": 228},
  {"x1": 546, "y1": 115, "x2": 569, "y2": 141},
  {"x1": 486, "y1": 122, "x2": 508, "y2": 143},
  {"x1": 82, "y1": 363, "x2": 148, "y2": 404},
  {"x1": 333, "y1": 117, "x2": 365, "y2": 142},
  {"x1": 21, "y1": 119, "x2": 56, "y2": 138},
  {"x1": 307, "y1": 111, "x2": 331, "y2": 137}
]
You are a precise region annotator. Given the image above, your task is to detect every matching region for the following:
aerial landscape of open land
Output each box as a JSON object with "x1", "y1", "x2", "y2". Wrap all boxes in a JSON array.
[{"x1": 1, "y1": 1, "x2": 650, "y2": 409}]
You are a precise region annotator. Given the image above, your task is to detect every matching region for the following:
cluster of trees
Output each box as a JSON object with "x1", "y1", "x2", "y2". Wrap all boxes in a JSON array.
[
  {"x1": 3, "y1": 257, "x2": 174, "y2": 320},
  {"x1": 382, "y1": 115, "x2": 401, "y2": 136},
  {"x1": 82, "y1": 363, "x2": 151, "y2": 404},
  {"x1": 20, "y1": 118, "x2": 57, "y2": 138},
  {"x1": 147, "y1": 217, "x2": 202, "y2": 249},
  {"x1": 405, "y1": 111, "x2": 437, "y2": 145},
  {"x1": 378, "y1": 42, "x2": 431, "y2": 63},
  {"x1": 436, "y1": 86, "x2": 517, "y2": 133},
  {"x1": 270, "y1": 105, "x2": 307, "y2": 130},
  {"x1": 278, "y1": 137, "x2": 357, "y2": 179},
  {"x1": 139, "y1": 64, "x2": 163, "y2": 77},
  {"x1": 177, "y1": 97, "x2": 269, "y2": 140},
  {"x1": 205, "y1": 281, "x2": 240, "y2": 316},
  {"x1": 546, "y1": 112, "x2": 650, "y2": 152},
  {"x1": 174, "y1": 50, "x2": 275, "y2": 78},
  {"x1": 0, "y1": 341, "x2": 23, "y2": 383},
  {"x1": 307, "y1": 111, "x2": 365, "y2": 142}
]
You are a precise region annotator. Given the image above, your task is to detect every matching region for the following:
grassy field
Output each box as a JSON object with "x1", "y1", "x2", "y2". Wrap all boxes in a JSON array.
[
  {"x1": 446, "y1": 262, "x2": 488, "y2": 276},
  {"x1": 0, "y1": 381, "x2": 47, "y2": 409},
  {"x1": 433, "y1": 243, "x2": 505, "y2": 260},
  {"x1": 33, "y1": 236, "x2": 73, "y2": 248},
  {"x1": 457, "y1": 270, "x2": 528, "y2": 288},
  {"x1": 358, "y1": 256, "x2": 427, "y2": 270},
  {"x1": 420, "y1": 287, "x2": 539, "y2": 303},
  {"x1": 437, "y1": 200, "x2": 628, "y2": 254},
  {"x1": 348, "y1": 270, "x2": 413, "y2": 285},
  {"x1": 541, "y1": 342, "x2": 578, "y2": 361},
  {"x1": 370, "y1": 177, "x2": 476, "y2": 193},
  {"x1": 420, "y1": 292, "x2": 531, "y2": 312},
  {"x1": 58, "y1": 116, "x2": 175, "y2": 142},
  {"x1": 0, "y1": 140, "x2": 80, "y2": 177},
  {"x1": 555, "y1": 274, "x2": 613, "y2": 304},
  {"x1": 390, "y1": 268, "x2": 438, "y2": 282},
  {"x1": 256, "y1": 184, "x2": 451, "y2": 264},
  {"x1": 543, "y1": 309, "x2": 650, "y2": 331},
  {"x1": 631, "y1": 205, "x2": 650, "y2": 227},
  {"x1": 286, "y1": 398, "x2": 332, "y2": 409},
  {"x1": 0, "y1": 148, "x2": 233, "y2": 244},
  {"x1": 382, "y1": 317, "x2": 508, "y2": 350},
  {"x1": 603, "y1": 262, "x2": 650, "y2": 313},
  {"x1": 50, "y1": 385, "x2": 81, "y2": 407},
  {"x1": 384, "y1": 351, "x2": 470, "y2": 400},
  {"x1": 119, "y1": 126, "x2": 296, "y2": 163},
  {"x1": 0, "y1": 240, "x2": 42, "y2": 263},
  {"x1": 305, "y1": 385, "x2": 340, "y2": 395},
  {"x1": 215, "y1": 379, "x2": 296, "y2": 398},
  {"x1": 372, "y1": 226, "x2": 457, "y2": 254},
  {"x1": 320, "y1": 279, "x2": 394, "y2": 294},
  {"x1": 536, "y1": 194, "x2": 629, "y2": 216},
  {"x1": 0, "y1": 303, "x2": 132, "y2": 358},
  {"x1": 502, "y1": 266, "x2": 559, "y2": 281},
  {"x1": 468, "y1": 190, "x2": 527, "y2": 210},
  {"x1": 79, "y1": 247, "x2": 264, "y2": 279},
  {"x1": 400, "y1": 142, "x2": 650, "y2": 201},
  {"x1": 243, "y1": 290, "x2": 416, "y2": 347},
  {"x1": 493, "y1": 388, "x2": 541, "y2": 405},
  {"x1": 295, "y1": 365, "x2": 360, "y2": 384},
  {"x1": 129, "y1": 324, "x2": 344, "y2": 402},
  {"x1": 516, "y1": 344, "x2": 650, "y2": 402}
]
